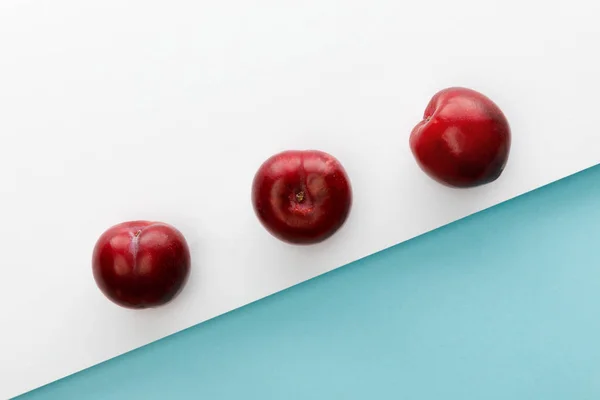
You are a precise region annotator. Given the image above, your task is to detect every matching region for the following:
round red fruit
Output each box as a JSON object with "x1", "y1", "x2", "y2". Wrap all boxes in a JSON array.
[
  {"x1": 252, "y1": 150, "x2": 352, "y2": 244},
  {"x1": 409, "y1": 87, "x2": 511, "y2": 188},
  {"x1": 92, "y1": 221, "x2": 191, "y2": 309}
]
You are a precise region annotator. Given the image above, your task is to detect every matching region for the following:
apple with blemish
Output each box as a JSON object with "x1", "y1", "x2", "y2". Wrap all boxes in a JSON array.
[{"x1": 92, "y1": 221, "x2": 191, "y2": 309}]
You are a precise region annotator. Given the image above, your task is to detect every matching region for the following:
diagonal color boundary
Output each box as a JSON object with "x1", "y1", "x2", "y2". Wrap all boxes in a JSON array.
[{"x1": 17, "y1": 165, "x2": 600, "y2": 399}]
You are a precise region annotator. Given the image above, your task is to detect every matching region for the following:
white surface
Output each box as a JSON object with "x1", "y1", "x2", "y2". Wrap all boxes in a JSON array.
[{"x1": 1, "y1": 1, "x2": 599, "y2": 398}]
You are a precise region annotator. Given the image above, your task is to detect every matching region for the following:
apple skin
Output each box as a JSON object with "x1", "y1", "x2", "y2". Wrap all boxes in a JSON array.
[
  {"x1": 252, "y1": 150, "x2": 352, "y2": 245},
  {"x1": 92, "y1": 221, "x2": 191, "y2": 309},
  {"x1": 409, "y1": 87, "x2": 511, "y2": 188}
]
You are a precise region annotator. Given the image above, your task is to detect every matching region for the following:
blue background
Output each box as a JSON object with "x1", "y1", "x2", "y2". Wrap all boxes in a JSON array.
[{"x1": 18, "y1": 167, "x2": 600, "y2": 399}]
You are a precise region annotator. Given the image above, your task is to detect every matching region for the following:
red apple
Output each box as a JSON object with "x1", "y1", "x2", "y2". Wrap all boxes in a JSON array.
[
  {"x1": 252, "y1": 150, "x2": 352, "y2": 244},
  {"x1": 409, "y1": 87, "x2": 511, "y2": 188},
  {"x1": 92, "y1": 221, "x2": 191, "y2": 309}
]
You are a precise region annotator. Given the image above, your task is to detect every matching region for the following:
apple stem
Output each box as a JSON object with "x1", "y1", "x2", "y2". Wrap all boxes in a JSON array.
[
  {"x1": 295, "y1": 191, "x2": 305, "y2": 203},
  {"x1": 134, "y1": 230, "x2": 142, "y2": 238}
]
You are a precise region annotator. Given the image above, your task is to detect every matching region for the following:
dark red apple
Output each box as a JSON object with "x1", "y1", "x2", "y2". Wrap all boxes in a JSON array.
[
  {"x1": 409, "y1": 87, "x2": 511, "y2": 188},
  {"x1": 92, "y1": 221, "x2": 191, "y2": 309},
  {"x1": 252, "y1": 150, "x2": 352, "y2": 244}
]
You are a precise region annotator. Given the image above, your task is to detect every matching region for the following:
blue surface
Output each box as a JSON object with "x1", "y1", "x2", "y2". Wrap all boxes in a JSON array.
[{"x1": 19, "y1": 166, "x2": 600, "y2": 400}]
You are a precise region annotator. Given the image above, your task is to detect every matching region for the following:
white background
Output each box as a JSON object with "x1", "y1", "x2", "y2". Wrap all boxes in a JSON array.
[{"x1": 1, "y1": 1, "x2": 599, "y2": 398}]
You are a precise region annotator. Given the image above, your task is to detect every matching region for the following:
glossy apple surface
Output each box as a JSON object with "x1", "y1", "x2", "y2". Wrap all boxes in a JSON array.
[
  {"x1": 252, "y1": 150, "x2": 352, "y2": 244},
  {"x1": 409, "y1": 87, "x2": 511, "y2": 188},
  {"x1": 92, "y1": 221, "x2": 191, "y2": 309}
]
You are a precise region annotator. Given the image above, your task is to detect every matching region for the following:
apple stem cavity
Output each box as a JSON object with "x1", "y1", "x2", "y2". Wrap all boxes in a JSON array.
[{"x1": 252, "y1": 150, "x2": 352, "y2": 245}]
